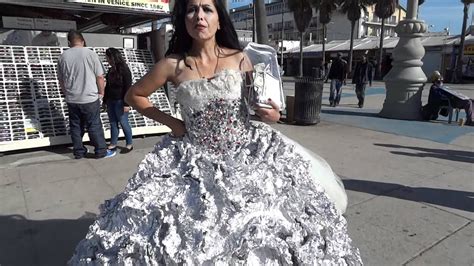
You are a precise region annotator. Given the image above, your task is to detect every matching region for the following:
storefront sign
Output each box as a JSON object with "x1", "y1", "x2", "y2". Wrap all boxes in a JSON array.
[
  {"x1": 2, "y1": 17, "x2": 77, "y2": 31},
  {"x1": 35, "y1": 19, "x2": 77, "y2": 31},
  {"x1": 2, "y1": 17, "x2": 35, "y2": 29},
  {"x1": 464, "y1": 44, "x2": 474, "y2": 56},
  {"x1": 66, "y1": 0, "x2": 171, "y2": 13}
]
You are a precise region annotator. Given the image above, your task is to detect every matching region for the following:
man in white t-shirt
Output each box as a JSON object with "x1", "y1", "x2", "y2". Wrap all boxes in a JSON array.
[{"x1": 57, "y1": 30, "x2": 116, "y2": 159}]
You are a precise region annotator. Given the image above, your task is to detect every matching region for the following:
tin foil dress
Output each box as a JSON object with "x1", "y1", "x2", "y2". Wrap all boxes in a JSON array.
[{"x1": 69, "y1": 69, "x2": 362, "y2": 265}]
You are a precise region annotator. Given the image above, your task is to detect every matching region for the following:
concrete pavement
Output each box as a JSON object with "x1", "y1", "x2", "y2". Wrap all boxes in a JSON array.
[{"x1": 0, "y1": 81, "x2": 473, "y2": 265}]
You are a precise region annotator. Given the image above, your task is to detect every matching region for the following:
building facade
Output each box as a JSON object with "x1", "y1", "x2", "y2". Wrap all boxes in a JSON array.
[{"x1": 229, "y1": 1, "x2": 407, "y2": 46}]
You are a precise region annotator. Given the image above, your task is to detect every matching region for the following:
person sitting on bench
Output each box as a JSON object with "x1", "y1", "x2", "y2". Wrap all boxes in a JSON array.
[{"x1": 422, "y1": 71, "x2": 473, "y2": 126}]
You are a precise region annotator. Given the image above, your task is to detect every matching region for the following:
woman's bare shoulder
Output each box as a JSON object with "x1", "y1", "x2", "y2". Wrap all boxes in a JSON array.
[
  {"x1": 152, "y1": 54, "x2": 187, "y2": 81},
  {"x1": 159, "y1": 54, "x2": 181, "y2": 69},
  {"x1": 219, "y1": 48, "x2": 252, "y2": 72}
]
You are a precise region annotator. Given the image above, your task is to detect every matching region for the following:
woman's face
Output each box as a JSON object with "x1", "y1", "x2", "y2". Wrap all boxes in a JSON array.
[{"x1": 185, "y1": 0, "x2": 220, "y2": 42}]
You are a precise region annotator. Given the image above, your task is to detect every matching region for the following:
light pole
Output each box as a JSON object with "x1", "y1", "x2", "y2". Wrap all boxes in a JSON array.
[
  {"x1": 280, "y1": 0, "x2": 284, "y2": 67},
  {"x1": 379, "y1": 0, "x2": 427, "y2": 120},
  {"x1": 251, "y1": 3, "x2": 255, "y2": 42}
]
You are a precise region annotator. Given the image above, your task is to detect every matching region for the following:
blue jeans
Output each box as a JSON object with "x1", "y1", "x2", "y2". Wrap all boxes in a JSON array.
[
  {"x1": 67, "y1": 99, "x2": 107, "y2": 158},
  {"x1": 329, "y1": 79, "x2": 343, "y2": 104},
  {"x1": 106, "y1": 100, "x2": 133, "y2": 146}
]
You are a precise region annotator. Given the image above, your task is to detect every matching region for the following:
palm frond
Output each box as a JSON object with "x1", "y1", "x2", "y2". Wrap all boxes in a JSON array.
[
  {"x1": 374, "y1": 0, "x2": 396, "y2": 19},
  {"x1": 318, "y1": 0, "x2": 338, "y2": 24},
  {"x1": 288, "y1": 0, "x2": 314, "y2": 32}
]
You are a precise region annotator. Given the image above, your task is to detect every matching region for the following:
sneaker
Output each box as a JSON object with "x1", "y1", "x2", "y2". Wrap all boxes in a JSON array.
[{"x1": 103, "y1": 149, "x2": 117, "y2": 159}]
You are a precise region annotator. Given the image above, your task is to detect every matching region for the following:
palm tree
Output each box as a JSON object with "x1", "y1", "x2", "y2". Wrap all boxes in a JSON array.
[
  {"x1": 255, "y1": 0, "x2": 269, "y2": 45},
  {"x1": 288, "y1": 0, "x2": 313, "y2": 76},
  {"x1": 317, "y1": 0, "x2": 339, "y2": 76},
  {"x1": 454, "y1": 0, "x2": 471, "y2": 83},
  {"x1": 340, "y1": 0, "x2": 374, "y2": 74},
  {"x1": 374, "y1": 0, "x2": 396, "y2": 79}
]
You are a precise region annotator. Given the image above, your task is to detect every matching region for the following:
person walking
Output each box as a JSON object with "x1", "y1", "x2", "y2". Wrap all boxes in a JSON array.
[
  {"x1": 57, "y1": 30, "x2": 116, "y2": 159},
  {"x1": 327, "y1": 52, "x2": 347, "y2": 107},
  {"x1": 104, "y1": 48, "x2": 134, "y2": 153},
  {"x1": 352, "y1": 54, "x2": 373, "y2": 108}
]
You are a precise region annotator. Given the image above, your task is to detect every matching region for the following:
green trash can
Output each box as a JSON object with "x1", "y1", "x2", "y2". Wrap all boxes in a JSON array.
[{"x1": 294, "y1": 77, "x2": 323, "y2": 125}]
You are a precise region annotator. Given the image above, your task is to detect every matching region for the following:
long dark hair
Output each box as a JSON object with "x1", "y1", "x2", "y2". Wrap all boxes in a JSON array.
[
  {"x1": 106, "y1": 48, "x2": 129, "y2": 75},
  {"x1": 165, "y1": 0, "x2": 241, "y2": 56}
]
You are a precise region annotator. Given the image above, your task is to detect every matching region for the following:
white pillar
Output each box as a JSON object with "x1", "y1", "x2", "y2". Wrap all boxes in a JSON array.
[{"x1": 379, "y1": 0, "x2": 427, "y2": 120}]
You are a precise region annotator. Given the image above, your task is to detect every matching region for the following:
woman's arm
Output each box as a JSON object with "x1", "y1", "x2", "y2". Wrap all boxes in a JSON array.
[
  {"x1": 122, "y1": 67, "x2": 132, "y2": 107},
  {"x1": 125, "y1": 58, "x2": 186, "y2": 137}
]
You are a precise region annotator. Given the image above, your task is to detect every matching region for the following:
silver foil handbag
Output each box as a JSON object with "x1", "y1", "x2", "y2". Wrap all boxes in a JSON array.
[{"x1": 243, "y1": 42, "x2": 285, "y2": 111}]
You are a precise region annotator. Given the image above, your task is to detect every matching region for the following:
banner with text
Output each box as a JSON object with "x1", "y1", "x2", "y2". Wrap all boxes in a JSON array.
[{"x1": 66, "y1": 0, "x2": 171, "y2": 13}]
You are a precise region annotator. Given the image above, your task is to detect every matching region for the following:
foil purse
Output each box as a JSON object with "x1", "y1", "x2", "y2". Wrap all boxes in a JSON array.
[
  {"x1": 244, "y1": 63, "x2": 283, "y2": 110},
  {"x1": 243, "y1": 42, "x2": 285, "y2": 111}
]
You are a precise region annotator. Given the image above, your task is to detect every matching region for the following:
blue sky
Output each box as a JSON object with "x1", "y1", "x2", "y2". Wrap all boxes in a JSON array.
[
  {"x1": 402, "y1": 0, "x2": 465, "y2": 34},
  {"x1": 230, "y1": 0, "x2": 467, "y2": 35}
]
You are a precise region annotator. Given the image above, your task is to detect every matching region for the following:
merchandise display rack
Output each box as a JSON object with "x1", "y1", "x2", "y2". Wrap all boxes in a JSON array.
[{"x1": 0, "y1": 45, "x2": 173, "y2": 152}]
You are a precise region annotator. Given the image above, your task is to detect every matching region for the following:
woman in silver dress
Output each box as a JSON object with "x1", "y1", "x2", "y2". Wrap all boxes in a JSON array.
[{"x1": 69, "y1": 0, "x2": 361, "y2": 264}]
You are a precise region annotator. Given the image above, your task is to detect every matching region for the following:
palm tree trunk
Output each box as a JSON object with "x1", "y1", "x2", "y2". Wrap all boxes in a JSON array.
[
  {"x1": 348, "y1": 20, "x2": 355, "y2": 77},
  {"x1": 454, "y1": 2, "x2": 469, "y2": 83},
  {"x1": 322, "y1": 24, "x2": 326, "y2": 76},
  {"x1": 255, "y1": 0, "x2": 269, "y2": 45},
  {"x1": 299, "y1": 31, "x2": 304, "y2": 77},
  {"x1": 377, "y1": 18, "x2": 386, "y2": 80}
]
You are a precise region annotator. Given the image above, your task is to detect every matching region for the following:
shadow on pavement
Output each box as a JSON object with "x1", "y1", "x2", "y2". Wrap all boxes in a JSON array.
[
  {"x1": 374, "y1": 143, "x2": 474, "y2": 164},
  {"x1": 321, "y1": 109, "x2": 379, "y2": 118},
  {"x1": 343, "y1": 179, "x2": 474, "y2": 212},
  {"x1": 0, "y1": 213, "x2": 95, "y2": 266}
]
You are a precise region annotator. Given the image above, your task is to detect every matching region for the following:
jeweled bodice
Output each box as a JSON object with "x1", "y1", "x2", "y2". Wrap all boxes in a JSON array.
[{"x1": 176, "y1": 69, "x2": 251, "y2": 154}]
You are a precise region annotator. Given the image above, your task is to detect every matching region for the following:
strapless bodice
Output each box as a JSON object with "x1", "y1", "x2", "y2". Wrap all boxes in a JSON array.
[{"x1": 176, "y1": 69, "x2": 251, "y2": 155}]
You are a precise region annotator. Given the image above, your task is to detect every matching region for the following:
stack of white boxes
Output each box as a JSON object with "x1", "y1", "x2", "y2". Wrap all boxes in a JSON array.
[{"x1": 0, "y1": 45, "x2": 173, "y2": 152}]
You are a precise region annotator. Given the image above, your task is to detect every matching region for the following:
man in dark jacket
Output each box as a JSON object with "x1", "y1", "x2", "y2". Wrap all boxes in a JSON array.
[
  {"x1": 422, "y1": 71, "x2": 473, "y2": 125},
  {"x1": 327, "y1": 52, "x2": 347, "y2": 107},
  {"x1": 352, "y1": 54, "x2": 373, "y2": 108}
]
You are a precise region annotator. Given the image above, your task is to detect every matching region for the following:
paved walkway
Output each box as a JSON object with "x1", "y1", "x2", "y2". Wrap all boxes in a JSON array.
[{"x1": 0, "y1": 81, "x2": 473, "y2": 265}]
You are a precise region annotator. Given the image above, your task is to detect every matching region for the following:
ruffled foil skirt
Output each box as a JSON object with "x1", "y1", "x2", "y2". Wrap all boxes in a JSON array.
[{"x1": 69, "y1": 122, "x2": 362, "y2": 265}]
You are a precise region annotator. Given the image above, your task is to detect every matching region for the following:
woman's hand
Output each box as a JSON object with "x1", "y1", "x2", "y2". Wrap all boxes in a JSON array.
[
  {"x1": 123, "y1": 106, "x2": 130, "y2": 113},
  {"x1": 254, "y1": 99, "x2": 281, "y2": 123},
  {"x1": 170, "y1": 118, "x2": 187, "y2": 137}
]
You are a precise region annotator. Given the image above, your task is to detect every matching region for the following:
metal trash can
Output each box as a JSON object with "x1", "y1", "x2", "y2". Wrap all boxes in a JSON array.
[{"x1": 294, "y1": 77, "x2": 323, "y2": 125}]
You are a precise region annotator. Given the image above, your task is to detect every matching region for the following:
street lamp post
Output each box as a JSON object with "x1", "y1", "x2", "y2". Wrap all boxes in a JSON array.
[{"x1": 379, "y1": 0, "x2": 427, "y2": 120}]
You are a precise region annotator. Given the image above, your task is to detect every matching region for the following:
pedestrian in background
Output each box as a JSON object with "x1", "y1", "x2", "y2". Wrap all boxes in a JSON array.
[
  {"x1": 32, "y1": 31, "x2": 59, "y2": 46},
  {"x1": 352, "y1": 53, "x2": 373, "y2": 108},
  {"x1": 104, "y1": 48, "x2": 134, "y2": 153},
  {"x1": 57, "y1": 30, "x2": 116, "y2": 159},
  {"x1": 327, "y1": 52, "x2": 347, "y2": 107}
]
